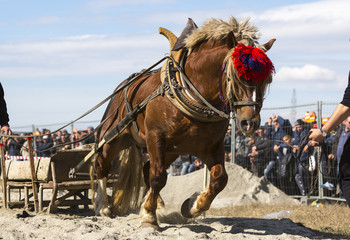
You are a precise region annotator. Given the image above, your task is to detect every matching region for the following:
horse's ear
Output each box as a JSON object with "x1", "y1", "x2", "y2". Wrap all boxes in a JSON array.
[
  {"x1": 172, "y1": 18, "x2": 198, "y2": 51},
  {"x1": 226, "y1": 31, "x2": 238, "y2": 50},
  {"x1": 261, "y1": 39, "x2": 276, "y2": 52}
]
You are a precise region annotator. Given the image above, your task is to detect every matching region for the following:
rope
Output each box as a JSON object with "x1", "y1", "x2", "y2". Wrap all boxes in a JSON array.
[
  {"x1": 4, "y1": 155, "x2": 50, "y2": 161},
  {"x1": 0, "y1": 56, "x2": 169, "y2": 144},
  {"x1": 295, "y1": 130, "x2": 331, "y2": 196}
]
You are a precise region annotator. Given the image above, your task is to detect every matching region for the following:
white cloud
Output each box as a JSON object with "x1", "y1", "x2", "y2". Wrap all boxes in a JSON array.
[
  {"x1": 0, "y1": 34, "x2": 168, "y2": 79},
  {"x1": 275, "y1": 64, "x2": 340, "y2": 89},
  {"x1": 245, "y1": 0, "x2": 350, "y2": 57},
  {"x1": 84, "y1": 0, "x2": 168, "y2": 11},
  {"x1": 255, "y1": 0, "x2": 349, "y2": 23},
  {"x1": 19, "y1": 16, "x2": 61, "y2": 25}
]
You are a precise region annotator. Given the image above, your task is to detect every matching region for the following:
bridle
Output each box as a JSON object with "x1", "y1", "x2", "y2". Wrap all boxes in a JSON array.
[{"x1": 218, "y1": 59, "x2": 263, "y2": 113}]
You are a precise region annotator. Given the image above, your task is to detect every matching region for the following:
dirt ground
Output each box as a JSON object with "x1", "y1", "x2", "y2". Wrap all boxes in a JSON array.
[{"x1": 0, "y1": 163, "x2": 345, "y2": 239}]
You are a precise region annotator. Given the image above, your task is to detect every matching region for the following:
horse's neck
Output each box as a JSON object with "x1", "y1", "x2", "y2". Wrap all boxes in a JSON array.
[{"x1": 185, "y1": 44, "x2": 227, "y2": 103}]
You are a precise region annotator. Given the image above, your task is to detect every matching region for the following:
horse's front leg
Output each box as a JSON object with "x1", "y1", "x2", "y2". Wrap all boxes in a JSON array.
[
  {"x1": 140, "y1": 133, "x2": 167, "y2": 230},
  {"x1": 181, "y1": 154, "x2": 228, "y2": 218}
]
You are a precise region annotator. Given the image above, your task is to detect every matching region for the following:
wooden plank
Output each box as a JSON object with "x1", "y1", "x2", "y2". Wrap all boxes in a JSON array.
[
  {"x1": 0, "y1": 140, "x2": 8, "y2": 208},
  {"x1": 47, "y1": 161, "x2": 58, "y2": 214},
  {"x1": 27, "y1": 137, "x2": 39, "y2": 213}
]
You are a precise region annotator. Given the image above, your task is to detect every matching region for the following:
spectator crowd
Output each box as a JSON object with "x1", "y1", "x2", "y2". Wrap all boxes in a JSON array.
[
  {"x1": 2, "y1": 126, "x2": 97, "y2": 159},
  {"x1": 225, "y1": 110, "x2": 343, "y2": 198}
]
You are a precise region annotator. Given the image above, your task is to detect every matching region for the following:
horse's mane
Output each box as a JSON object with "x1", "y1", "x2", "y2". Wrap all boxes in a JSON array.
[{"x1": 184, "y1": 17, "x2": 261, "y2": 52}]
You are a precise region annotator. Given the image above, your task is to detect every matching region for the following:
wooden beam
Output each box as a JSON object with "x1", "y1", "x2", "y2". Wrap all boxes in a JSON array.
[
  {"x1": 0, "y1": 139, "x2": 8, "y2": 208},
  {"x1": 27, "y1": 137, "x2": 39, "y2": 213}
]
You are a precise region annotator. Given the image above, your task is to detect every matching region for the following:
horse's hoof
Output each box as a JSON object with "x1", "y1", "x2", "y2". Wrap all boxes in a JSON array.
[
  {"x1": 181, "y1": 192, "x2": 200, "y2": 218},
  {"x1": 100, "y1": 207, "x2": 112, "y2": 217},
  {"x1": 141, "y1": 222, "x2": 162, "y2": 231}
]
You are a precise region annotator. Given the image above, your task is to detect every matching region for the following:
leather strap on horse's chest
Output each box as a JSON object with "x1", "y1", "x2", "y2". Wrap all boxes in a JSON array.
[
  {"x1": 103, "y1": 86, "x2": 163, "y2": 145},
  {"x1": 123, "y1": 84, "x2": 146, "y2": 146},
  {"x1": 161, "y1": 56, "x2": 228, "y2": 122}
]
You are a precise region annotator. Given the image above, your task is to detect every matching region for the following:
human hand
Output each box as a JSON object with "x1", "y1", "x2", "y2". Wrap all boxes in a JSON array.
[
  {"x1": 292, "y1": 145, "x2": 298, "y2": 153},
  {"x1": 1, "y1": 125, "x2": 10, "y2": 135},
  {"x1": 273, "y1": 115, "x2": 278, "y2": 122},
  {"x1": 273, "y1": 145, "x2": 280, "y2": 152},
  {"x1": 251, "y1": 150, "x2": 258, "y2": 157},
  {"x1": 308, "y1": 129, "x2": 325, "y2": 142},
  {"x1": 328, "y1": 154, "x2": 334, "y2": 159}
]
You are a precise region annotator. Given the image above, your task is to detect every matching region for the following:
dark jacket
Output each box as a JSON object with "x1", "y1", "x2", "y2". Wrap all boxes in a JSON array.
[
  {"x1": 266, "y1": 116, "x2": 288, "y2": 146},
  {"x1": 254, "y1": 135, "x2": 270, "y2": 166},
  {"x1": 0, "y1": 83, "x2": 9, "y2": 126},
  {"x1": 338, "y1": 71, "x2": 350, "y2": 181}
]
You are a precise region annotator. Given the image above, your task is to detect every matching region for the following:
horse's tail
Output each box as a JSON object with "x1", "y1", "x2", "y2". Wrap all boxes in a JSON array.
[{"x1": 111, "y1": 144, "x2": 145, "y2": 215}]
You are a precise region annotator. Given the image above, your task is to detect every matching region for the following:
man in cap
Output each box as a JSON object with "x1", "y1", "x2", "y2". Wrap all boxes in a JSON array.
[
  {"x1": 35, "y1": 135, "x2": 53, "y2": 157},
  {"x1": 83, "y1": 126, "x2": 96, "y2": 144}
]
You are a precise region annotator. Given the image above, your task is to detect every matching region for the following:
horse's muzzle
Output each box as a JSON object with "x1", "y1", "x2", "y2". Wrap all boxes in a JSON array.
[{"x1": 239, "y1": 118, "x2": 260, "y2": 135}]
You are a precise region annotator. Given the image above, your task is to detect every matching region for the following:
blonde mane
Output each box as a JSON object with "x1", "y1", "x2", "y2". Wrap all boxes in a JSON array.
[
  {"x1": 184, "y1": 17, "x2": 261, "y2": 53},
  {"x1": 183, "y1": 17, "x2": 272, "y2": 110}
]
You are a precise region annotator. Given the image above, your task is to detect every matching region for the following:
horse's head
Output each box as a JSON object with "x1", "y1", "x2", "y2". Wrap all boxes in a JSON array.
[
  {"x1": 182, "y1": 17, "x2": 275, "y2": 135},
  {"x1": 223, "y1": 32, "x2": 275, "y2": 136}
]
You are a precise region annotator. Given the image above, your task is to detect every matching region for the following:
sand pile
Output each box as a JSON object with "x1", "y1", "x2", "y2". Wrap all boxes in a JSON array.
[{"x1": 161, "y1": 162, "x2": 299, "y2": 210}]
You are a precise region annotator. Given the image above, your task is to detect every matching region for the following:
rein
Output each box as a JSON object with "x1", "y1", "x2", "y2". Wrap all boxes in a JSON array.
[{"x1": 296, "y1": 130, "x2": 330, "y2": 196}]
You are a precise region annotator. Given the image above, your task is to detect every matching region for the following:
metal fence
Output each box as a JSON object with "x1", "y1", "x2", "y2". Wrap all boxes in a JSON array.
[
  {"x1": 9, "y1": 101, "x2": 345, "y2": 202},
  {"x1": 229, "y1": 101, "x2": 345, "y2": 202}
]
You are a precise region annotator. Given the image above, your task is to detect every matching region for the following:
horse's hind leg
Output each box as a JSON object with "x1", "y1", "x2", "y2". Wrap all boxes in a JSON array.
[
  {"x1": 143, "y1": 160, "x2": 165, "y2": 209},
  {"x1": 181, "y1": 151, "x2": 228, "y2": 218}
]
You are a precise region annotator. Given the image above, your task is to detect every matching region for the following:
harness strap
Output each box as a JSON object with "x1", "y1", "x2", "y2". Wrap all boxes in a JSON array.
[
  {"x1": 233, "y1": 101, "x2": 262, "y2": 107},
  {"x1": 69, "y1": 86, "x2": 164, "y2": 178},
  {"x1": 169, "y1": 56, "x2": 230, "y2": 120},
  {"x1": 124, "y1": 85, "x2": 145, "y2": 146}
]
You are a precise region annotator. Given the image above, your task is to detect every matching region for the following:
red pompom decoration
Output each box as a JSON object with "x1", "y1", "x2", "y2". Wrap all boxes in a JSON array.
[{"x1": 231, "y1": 43, "x2": 275, "y2": 82}]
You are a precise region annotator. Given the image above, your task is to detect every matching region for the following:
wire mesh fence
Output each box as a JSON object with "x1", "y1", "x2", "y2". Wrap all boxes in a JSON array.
[
  {"x1": 7, "y1": 101, "x2": 345, "y2": 202},
  {"x1": 227, "y1": 101, "x2": 344, "y2": 201}
]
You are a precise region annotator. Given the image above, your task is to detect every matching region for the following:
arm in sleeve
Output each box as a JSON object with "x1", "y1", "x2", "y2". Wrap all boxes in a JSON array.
[
  {"x1": 341, "y1": 71, "x2": 350, "y2": 108},
  {"x1": 0, "y1": 83, "x2": 9, "y2": 126}
]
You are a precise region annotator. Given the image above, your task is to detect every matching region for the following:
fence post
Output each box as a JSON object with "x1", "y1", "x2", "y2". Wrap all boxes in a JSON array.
[
  {"x1": 317, "y1": 101, "x2": 324, "y2": 199},
  {"x1": 27, "y1": 137, "x2": 39, "y2": 213},
  {"x1": 71, "y1": 122, "x2": 74, "y2": 149},
  {"x1": 31, "y1": 124, "x2": 37, "y2": 157},
  {"x1": 231, "y1": 118, "x2": 236, "y2": 164}
]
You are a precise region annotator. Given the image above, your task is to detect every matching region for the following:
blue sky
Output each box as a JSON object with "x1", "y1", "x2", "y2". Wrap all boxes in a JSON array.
[{"x1": 0, "y1": 0, "x2": 349, "y2": 131}]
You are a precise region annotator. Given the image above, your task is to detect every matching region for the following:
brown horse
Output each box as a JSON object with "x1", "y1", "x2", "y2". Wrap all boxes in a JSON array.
[{"x1": 92, "y1": 17, "x2": 275, "y2": 230}]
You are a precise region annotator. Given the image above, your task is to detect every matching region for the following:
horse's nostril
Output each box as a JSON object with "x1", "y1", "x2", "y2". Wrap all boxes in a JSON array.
[
  {"x1": 240, "y1": 119, "x2": 251, "y2": 131},
  {"x1": 240, "y1": 119, "x2": 256, "y2": 133}
]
